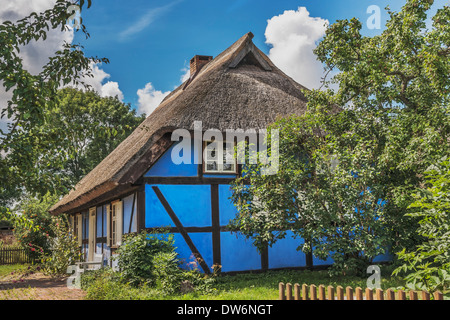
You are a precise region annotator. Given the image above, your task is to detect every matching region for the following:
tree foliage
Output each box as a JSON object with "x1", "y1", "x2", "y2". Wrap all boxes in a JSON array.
[
  {"x1": 0, "y1": 0, "x2": 106, "y2": 207},
  {"x1": 393, "y1": 158, "x2": 450, "y2": 293},
  {"x1": 41, "y1": 87, "x2": 145, "y2": 193},
  {"x1": 229, "y1": 0, "x2": 449, "y2": 276}
]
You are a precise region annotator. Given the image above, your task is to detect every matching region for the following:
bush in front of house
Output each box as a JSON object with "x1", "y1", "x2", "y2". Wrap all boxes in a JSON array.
[{"x1": 109, "y1": 230, "x2": 215, "y2": 296}]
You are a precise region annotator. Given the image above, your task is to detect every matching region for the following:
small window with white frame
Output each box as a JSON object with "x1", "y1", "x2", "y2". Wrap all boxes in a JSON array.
[{"x1": 203, "y1": 140, "x2": 237, "y2": 174}]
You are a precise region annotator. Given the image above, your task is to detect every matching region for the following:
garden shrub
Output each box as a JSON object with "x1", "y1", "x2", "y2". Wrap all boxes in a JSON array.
[
  {"x1": 113, "y1": 230, "x2": 215, "y2": 295},
  {"x1": 39, "y1": 215, "x2": 82, "y2": 275},
  {"x1": 114, "y1": 230, "x2": 175, "y2": 286},
  {"x1": 393, "y1": 158, "x2": 450, "y2": 294}
]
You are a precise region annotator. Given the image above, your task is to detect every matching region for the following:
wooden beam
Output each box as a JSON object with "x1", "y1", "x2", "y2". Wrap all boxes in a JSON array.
[
  {"x1": 151, "y1": 186, "x2": 211, "y2": 274},
  {"x1": 142, "y1": 176, "x2": 239, "y2": 185},
  {"x1": 211, "y1": 184, "x2": 221, "y2": 273},
  {"x1": 228, "y1": 42, "x2": 272, "y2": 71},
  {"x1": 128, "y1": 192, "x2": 136, "y2": 234},
  {"x1": 136, "y1": 186, "x2": 146, "y2": 232},
  {"x1": 117, "y1": 133, "x2": 173, "y2": 185}
]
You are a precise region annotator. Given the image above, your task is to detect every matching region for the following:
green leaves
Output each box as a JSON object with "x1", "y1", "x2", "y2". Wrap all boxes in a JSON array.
[
  {"x1": 0, "y1": 1, "x2": 114, "y2": 204},
  {"x1": 230, "y1": 1, "x2": 449, "y2": 278},
  {"x1": 394, "y1": 158, "x2": 450, "y2": 293}
]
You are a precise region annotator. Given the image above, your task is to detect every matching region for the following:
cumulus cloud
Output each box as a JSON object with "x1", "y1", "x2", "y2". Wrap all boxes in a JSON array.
[
  {"x1": 101, "y1": 81, "x2": 124, "y2": 101},
  {"x1": 136, "y1": 83, "x2": 171, "y2": 116},
  {"x1": 137, "y1": 64, "x2": 191, "y2": 116},
  {"x1": 0, "y1": 0, "x2": 124, "y2": 134},
  {"x1": 265, "y1": 7, "x2": 329, "y2": 90},
  {"x1": 77, "y1": 63, "x2": 124, "y2": 101}
]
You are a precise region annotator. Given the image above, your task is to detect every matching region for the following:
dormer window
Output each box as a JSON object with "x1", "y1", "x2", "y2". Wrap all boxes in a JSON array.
[{"x1": 203, "y1": 140, "x2": 237, "y2": 174}]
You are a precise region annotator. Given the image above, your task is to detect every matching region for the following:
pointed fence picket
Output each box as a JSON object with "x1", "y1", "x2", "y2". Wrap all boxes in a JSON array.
[{"x1": 279, "y1": 283, "x2": 444, "y2": 301}]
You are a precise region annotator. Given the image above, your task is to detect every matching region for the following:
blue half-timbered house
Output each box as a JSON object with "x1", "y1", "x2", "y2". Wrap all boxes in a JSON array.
[{"x1": 49, "y1": 32, "x2": 338, "y2": 273}]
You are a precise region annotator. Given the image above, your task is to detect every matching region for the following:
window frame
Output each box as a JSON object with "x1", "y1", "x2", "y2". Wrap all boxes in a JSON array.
[{"x1": 202, "y1": 140, "x2": 237, "y2": 174}]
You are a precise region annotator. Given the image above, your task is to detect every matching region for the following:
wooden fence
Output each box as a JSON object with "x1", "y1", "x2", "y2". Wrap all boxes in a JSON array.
[
  {"x1": 279, "y1": 283, "x2": 444, "y2": 301},
  {"x1": 0, "y1": 247, "x2": 34, "y2": 265}
]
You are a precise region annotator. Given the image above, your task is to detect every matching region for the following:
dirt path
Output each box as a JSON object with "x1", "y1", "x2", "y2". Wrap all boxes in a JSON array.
[{"x1": 0, "y1": 272, "x2": 86, "y2": 300}]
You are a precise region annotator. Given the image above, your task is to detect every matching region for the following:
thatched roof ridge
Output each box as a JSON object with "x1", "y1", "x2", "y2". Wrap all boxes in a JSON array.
[{"x1": 49, "y1": 32, "x2": 310, "y2": 215}]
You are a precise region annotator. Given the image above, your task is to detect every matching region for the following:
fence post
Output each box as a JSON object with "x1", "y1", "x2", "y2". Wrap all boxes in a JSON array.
[
  {"x1": 310, "y1": 284, "x2": 317, "y2": 301},
  {"x1": 376, "y1": 289, "x2": 384, "y2": 300},
  {"x1": 433, "y1": 291, "x2": 443, "y2": 301},
  {"x1": 302, "y1": 284, "x2": 309, "y2": 300},
  {"x1": 286, "y1": 283, "x2": 293, "y2": 301},
  {"x1": 279, "y1": 283, "x2": 286, "y2": 300},
  {"x1": 294, "y1": 284, "x2": 301, "y2": 301},
  {"x1": 409, "y1": 290, "x2": 418, "y2": 301},
  {"x1": 421, "y1": 291, "x2": 430, "y2": 301},
  {"x1": 397, "y1": 289, "x2": 406, "y2": 300},
  {"x1": 386, "y1": 289, "x2": 395, "y2": 300},
  {"x1": 355, "y1": 287, "x2": 363, "y2": 300},
  {"x1": 319, "y1": 285, "x2": 326, "y2": 300},
  {"x1": 346, "y1": 286, "x2": 353, "y2": 301},
  {"x1": 365, "y1": 288, "x2": 373, "y2": 300},
  {"x1": 336, "y1": 286, "x2": 344, "y2": 300},
  {"x1": 327, "y1": 285, "x2": 335, "y2": 301}
]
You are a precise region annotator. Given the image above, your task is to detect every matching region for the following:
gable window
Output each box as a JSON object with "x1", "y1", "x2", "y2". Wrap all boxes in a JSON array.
[{"x1": 203, "y1": 140, "x2": 237, "y2": 174}]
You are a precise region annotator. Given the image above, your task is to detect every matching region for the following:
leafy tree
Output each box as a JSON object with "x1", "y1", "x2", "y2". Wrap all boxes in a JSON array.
[
  {"x1": 229, "y1": 0, "x2": 449, "y2": 275},
  {"x1": 41, "y1": 87, "x2": 145, "y2": 192},
  {"x1": 307, "y1": 0, "x2": 449, "y2": 260},
  {"x1": 229, "y1": 114, "x2": 392, "y2": 276},
  {"x1": 0, "y1": 0, "x2": 106, "y2": 210},
  {"x1": 11, "y1": 193, "x2": 60, "y2": 260},
  {"x1": 393, "y1": 158, "x2": 450, "y2": 293}
]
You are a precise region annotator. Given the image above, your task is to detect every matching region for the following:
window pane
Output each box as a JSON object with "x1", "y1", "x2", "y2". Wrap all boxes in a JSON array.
[{"x1": 206, "y1": 161, "x2": 218, "y2": 171}]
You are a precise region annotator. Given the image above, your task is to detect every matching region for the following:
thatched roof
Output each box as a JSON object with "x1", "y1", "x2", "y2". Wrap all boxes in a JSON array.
[{"x1": 49, "y1": 32, "x2": 310, "y2": 215}]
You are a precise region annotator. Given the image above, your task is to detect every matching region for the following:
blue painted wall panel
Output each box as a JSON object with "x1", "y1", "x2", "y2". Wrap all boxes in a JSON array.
[
  {"x1": 312, "y1": 251, "x2": 335, "y2": 266},
  {"x1": 373, "y1": 251, "x2": 394, "y2": 263},
  {"x1": 220, "y1": 232, "x2": 261, "y2": 272},
  {"x1": 218, "y1": 184, "x2": 238, "y2": 226},
  {"x1": 145, "y1": 184, "x2": 175, "y2": 228},
  {"x1": 144, "y1": 142, "x2": 198, "y2": 177},
  {"x1": 172, "y1": 233, "x2": 213, "y2": 273},
  {"x1": 102, "y1": 204, "x2": 108, "y2": 236},
  {"x1": 268, "y1": 231, "x2": 307, "y2": 269},
  {"x1": 96, "y1": 207, "x2": 103, "y2": 238},
  {"x1": 145, "y1": 184, "x2": 211, "y2": 228},
  {"x1": 123, "y1": 194, "x2": 137, "y2": 234}
]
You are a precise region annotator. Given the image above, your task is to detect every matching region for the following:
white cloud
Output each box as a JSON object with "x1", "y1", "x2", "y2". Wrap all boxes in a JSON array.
[
  {"x1": 136, "y1": 83, "x2": 171, "y2": 116},
  {"x1": 118, "y1": 0, "x2": 182, "y2": 41},
  {"x1": 78, "y1": 63, "x2": 124, "y2": 101},
  {"x1": 137, "y1": 64, "x2": 191, "y2": 116},
  {"x1": 265, "y1": 7, "x2": 329, "y2": 90},
  {"x1": 101, "y1": 81, "x2": 124, "y2": 101},
  {"x1": 180, "y1": 67, "x2": 191, "y2": 84},
  {"x1": 0, "y1": 0, "x2": 124, "y2": 134}
]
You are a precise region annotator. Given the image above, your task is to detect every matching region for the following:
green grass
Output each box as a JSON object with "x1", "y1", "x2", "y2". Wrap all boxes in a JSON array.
[
  {"x1": 176, "y1": 266, "x2": 405, "y2": 300},
  {"x1": 81, "y1": 265, "x2": 406, "y2": 300},
  {"x1": 1, "y1": 263, "x2": 407, "y2": 300},
  {"x1": 0, "y1": 264, "x2": 30, "y2": 278}
]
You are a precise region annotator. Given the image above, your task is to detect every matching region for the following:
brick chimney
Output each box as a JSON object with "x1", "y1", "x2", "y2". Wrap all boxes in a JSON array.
[{"x1": 190, "y1": 55, "x2": 213, "y2": 76}]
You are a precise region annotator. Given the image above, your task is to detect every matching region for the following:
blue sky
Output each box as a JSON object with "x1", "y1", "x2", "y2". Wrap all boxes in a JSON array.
[{"x1": 0, "y1": 0, "x2": 448, "y2": 118}]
